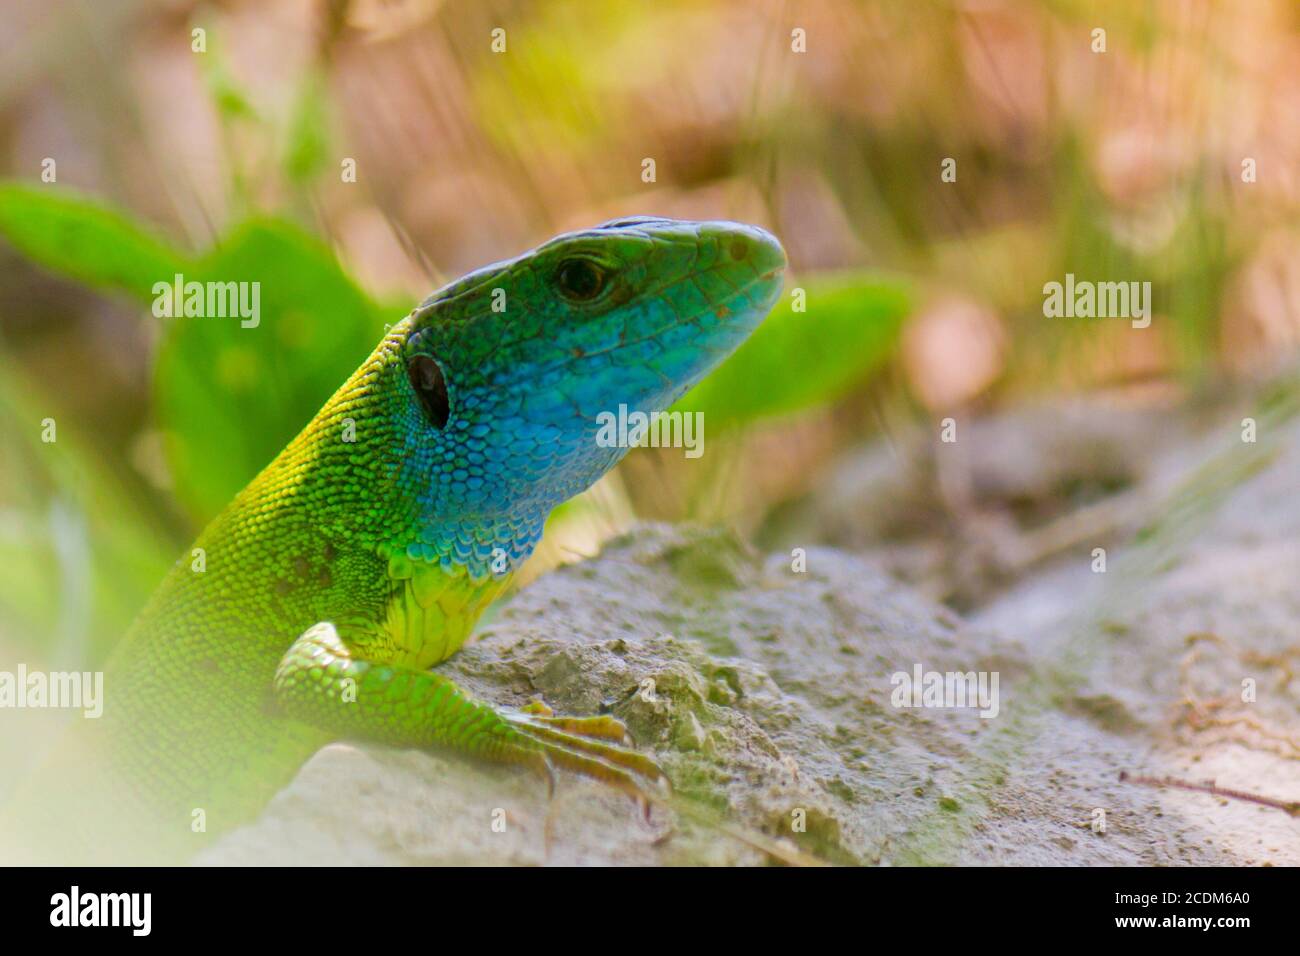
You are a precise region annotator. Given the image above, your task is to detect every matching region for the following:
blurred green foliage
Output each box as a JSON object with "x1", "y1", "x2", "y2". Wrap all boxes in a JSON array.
[
  {"x1": 0, "y1": 355, "x2": 175, "y2": 662},
  {"x1": 0, "y1": 183, "x2": 185, "y2": 297},
  {"x1": 0, "y1": 184, "x2": 389, "y2": 521},
  {"x1": 10, "y1": 0, "x2": 1271, "y2": 668},
  {"x1": 159, "y1": 221, "x2": 386, "y2": 519}
]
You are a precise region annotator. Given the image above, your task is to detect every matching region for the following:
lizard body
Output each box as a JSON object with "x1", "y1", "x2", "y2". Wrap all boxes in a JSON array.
[{"x1": 4, "y1": 216, "x2": 785, "y2": 863}]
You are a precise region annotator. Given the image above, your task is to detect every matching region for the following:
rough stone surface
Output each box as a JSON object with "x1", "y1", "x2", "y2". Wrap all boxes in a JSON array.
[{"x1": 203, "y1": 398, "x2": 1300, "y2": 866}]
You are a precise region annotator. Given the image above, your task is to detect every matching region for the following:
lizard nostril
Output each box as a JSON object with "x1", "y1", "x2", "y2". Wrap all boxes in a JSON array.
[{"x1": 728, "y1": 240, "x2": 749, "y2": 262}]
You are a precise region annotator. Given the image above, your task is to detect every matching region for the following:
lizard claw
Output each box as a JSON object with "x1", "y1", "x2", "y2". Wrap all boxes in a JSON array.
[
  {"x1": 519, "y1": 712, "x2": 632, "y2": 745},
  {"x1": 520, "y1": 698, "x2": 554, "y2": 717},
  {"x1": 505, "y1": 707, "x2": 669, "y2": 807}
]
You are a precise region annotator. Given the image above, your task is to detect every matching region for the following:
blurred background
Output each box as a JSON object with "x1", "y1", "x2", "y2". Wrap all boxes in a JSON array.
[{"x1": 1, "y1": 0, "x2": 1298, "y2": 681}]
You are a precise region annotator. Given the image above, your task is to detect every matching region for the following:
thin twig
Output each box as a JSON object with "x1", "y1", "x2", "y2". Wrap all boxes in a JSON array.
[{"x1": 1119, "y1": 771, "x2": 1300, "y2": 817}]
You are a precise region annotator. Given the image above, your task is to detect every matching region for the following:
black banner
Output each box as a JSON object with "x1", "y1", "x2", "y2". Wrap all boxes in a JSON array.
[{"x1": 0, "y1": 865, "x2": 1282, "y2": 942}]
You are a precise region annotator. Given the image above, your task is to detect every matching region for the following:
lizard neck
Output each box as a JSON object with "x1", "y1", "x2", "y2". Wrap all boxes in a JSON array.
[{"x1": 376, "y1": 510, "x2": 545, "y2": 669}]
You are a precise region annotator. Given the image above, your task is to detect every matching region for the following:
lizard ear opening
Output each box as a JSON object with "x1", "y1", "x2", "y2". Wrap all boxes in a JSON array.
[{"x1": 407, "y1": 354, "x2": 450, "y2": 429}]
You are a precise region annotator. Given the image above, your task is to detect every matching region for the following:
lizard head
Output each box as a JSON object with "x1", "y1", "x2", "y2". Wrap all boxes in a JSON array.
[{"x1": 392, "y1": 216, "x2": 785, "y2": 572}]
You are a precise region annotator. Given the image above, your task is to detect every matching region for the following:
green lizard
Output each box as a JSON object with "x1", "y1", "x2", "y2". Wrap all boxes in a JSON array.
[{"x1": 4, "y1": 216, "x2": 786, "y2": 864}]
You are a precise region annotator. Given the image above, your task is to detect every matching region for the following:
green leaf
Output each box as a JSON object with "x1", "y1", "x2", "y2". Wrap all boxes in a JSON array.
[
  {"x1": 0, "y1": 183, "x2": 403, "y2": 524},
  {"x1": 154, "y1": 219, "x2": 395, "y2": 520},
  {"x1": 674, "y1": 272, "x2": 911, "y2": 425},
  {"x1": 0, "y1": 182, "x2": 186, "y2": 299}
]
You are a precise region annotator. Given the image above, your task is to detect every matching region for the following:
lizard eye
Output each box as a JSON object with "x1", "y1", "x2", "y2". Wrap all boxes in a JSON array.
[
  {"x1": 407, "y1": 354, "x2": 449, "y2": 429},
  {"x1": 555, "y1": 258, "x2": 607, "y2": 302}
]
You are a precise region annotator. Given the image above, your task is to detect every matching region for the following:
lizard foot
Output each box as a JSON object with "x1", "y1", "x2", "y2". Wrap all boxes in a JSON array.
[{"x1": 506, "y1": 708, "x2": 669, "y2": 811}]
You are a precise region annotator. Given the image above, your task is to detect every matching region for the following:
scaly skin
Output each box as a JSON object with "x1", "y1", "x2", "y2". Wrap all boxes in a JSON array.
[{"x1": 4, "y1": 216, "x2": 785, "y2": 864}]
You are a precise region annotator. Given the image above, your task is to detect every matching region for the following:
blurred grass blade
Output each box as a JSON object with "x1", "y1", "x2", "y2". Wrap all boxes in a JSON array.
[
  {"x1": 283, "y1": 69, "x2": 332, "y2": 184},
  {"x1": 0, "y1": 354, "x2": 177, "y2": 663}
]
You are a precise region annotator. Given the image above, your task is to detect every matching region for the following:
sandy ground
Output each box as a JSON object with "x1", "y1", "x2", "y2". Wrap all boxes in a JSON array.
[{"x1": 203, "y1": 397, "x2": 1299, "y2": 865}]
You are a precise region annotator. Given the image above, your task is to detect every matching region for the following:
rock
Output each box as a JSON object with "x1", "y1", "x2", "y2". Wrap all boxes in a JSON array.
[{"x1": 203, "y1": 398, "x2": 1300, "y2": 866}]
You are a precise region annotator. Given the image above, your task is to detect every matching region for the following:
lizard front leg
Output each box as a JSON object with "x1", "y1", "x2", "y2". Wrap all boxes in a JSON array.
[{"x1": 273, "y1": 622, "x2": 667, "y2": 800}]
